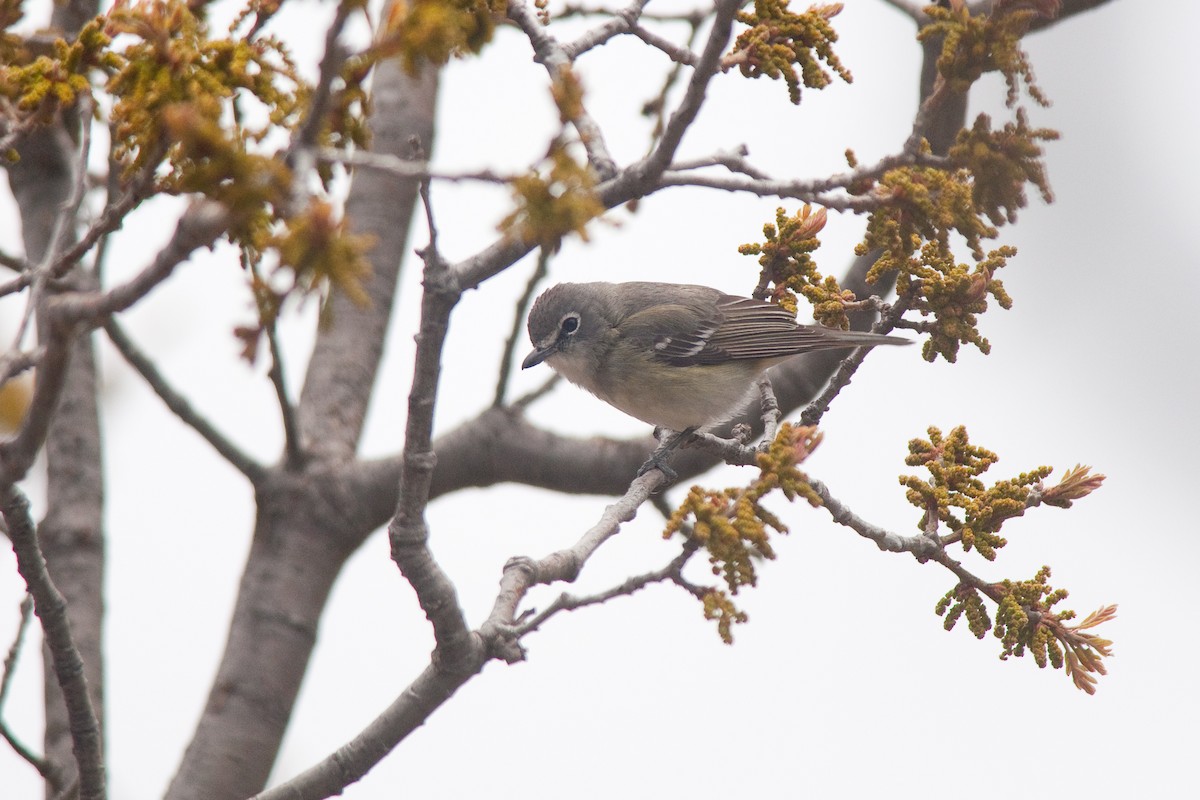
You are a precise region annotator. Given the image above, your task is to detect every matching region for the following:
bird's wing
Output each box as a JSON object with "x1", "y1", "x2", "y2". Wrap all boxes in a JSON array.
[
  {"x1": 621, "y1": 291, "x2": 902, "y2": 366},
  {"x1": 662, "y1": 294, "x2": 904, "y2": 365}
]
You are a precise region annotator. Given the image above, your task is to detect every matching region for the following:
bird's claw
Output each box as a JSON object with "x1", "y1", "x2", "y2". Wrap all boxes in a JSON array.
[{"x1": 636, "y1": 454, "x2": 678, "y2": 482}]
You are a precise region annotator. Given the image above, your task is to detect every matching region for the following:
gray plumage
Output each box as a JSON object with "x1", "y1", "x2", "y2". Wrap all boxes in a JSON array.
[{"x1": 522, "y1": 281, "x2": 908, "y2": 431}]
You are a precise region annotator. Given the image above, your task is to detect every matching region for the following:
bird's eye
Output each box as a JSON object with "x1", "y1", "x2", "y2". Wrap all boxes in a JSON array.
[{"x1": 560, "y1": 314, "x2": 580, "y2": 335}]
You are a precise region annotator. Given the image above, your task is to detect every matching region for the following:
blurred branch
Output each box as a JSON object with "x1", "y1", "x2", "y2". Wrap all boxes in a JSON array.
[
  {"x1": 53, "y1": 202, "x2": 229, "y2": 323},
  {"x1": 50, "y1": 161, "x2": 158, "y2": 279},
  {"x1": 292, "y1": 0, "x2": 353, "y2": 154},
  {"x1": 561, "y1": 0, "x2": 654, "y2": 58},
  {"x1": 0, "y1": 595, "x2": 67, "y2": 788},
  {"x1": 0, "y1": 487, "x2": 104, "y2": 800},
  {"x1": 316, "y1": 149, "x2": 515, "y2": 183},
  {"x1": 103, "y1": 319, "x2": 267, "y2": 484},
  {"x1": 0, "y1": 273, "x2": 33, "y2": 300},
  {"x1": 493, "y1": 248, "x2": 550, "y2": 407},
  {"x1": 296, "y1": 58, "x2": 438, "y2": 461},
  {"x1": 0, "y1": 348, "x2": 42, "y2": 390},
  {"x1": 264, "y1": 314, "x2": 304, "y2": 470}
]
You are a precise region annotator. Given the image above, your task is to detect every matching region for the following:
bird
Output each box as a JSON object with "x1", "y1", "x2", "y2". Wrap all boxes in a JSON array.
[{"x1": 521, "y1": 281, "x2": 908, "y2": 434}]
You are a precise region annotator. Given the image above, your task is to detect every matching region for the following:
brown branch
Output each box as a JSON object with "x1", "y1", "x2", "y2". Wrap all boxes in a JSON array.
[
  {"x1": 292, "y1": 0, "x2": 354, "y2": 154},
  {"x1": 481, "y1": 470, "x2": 666, "y2": 659}
]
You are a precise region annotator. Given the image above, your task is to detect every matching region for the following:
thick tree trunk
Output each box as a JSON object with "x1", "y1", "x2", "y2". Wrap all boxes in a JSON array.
[{"x1": 165, "y1": 57, "x2": 439, "y2": 800}]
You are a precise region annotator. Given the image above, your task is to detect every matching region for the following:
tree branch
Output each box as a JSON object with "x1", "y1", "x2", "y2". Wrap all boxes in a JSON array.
[
  {"x1": 0, "y1": 595, "x2": 69, "y2": 789},
  {"x1": 258, "y1": 466, "x2": 666, "y2": 798},
  {"x1": 1, "y1": 487, "x2": 104, "y2": 800},
  {"x1": 102, "y1": 319, "x2": 266, "y2": 483},
  {"x1": 514, "y1": 540, "x2": 700, "y2": 637},
  {"x1": 641, "y1": 0, "x2": 739, "y2": 176},
  {"x1": 296, "y1": 56, "x2": 438, "y2": 462},
  {"x1": 800, "y1": 299, "x2": 908, "y2": 427},
  {"x1": 493, "y1": 248, "x2": 549, "y2": 407},
  {"x1": 507, "y1": 0, "x2": 618, "y2": 179},
  {"x1": 264, "y1": 313, "x2": 304, "y2": 469},
  {"x1": 52, "y1": 202, "x2": 230, "y2": 323},
  {"x1": 386, "y1": 181, "x2": 473, "y2": 662}
]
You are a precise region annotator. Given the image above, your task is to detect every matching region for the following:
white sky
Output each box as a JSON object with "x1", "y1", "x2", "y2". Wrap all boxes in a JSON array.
[{"x1": 3, "y1": 0, "x2": 1199, "y2": 797}]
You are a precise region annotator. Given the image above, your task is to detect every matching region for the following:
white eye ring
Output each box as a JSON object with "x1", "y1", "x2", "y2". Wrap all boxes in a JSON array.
[{"x1": 560, "y1": 314, "x2": 580, "y2": 335}]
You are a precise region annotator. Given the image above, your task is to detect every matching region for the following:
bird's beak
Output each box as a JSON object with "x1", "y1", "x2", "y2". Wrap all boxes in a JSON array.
[{"x1": 521, "y1": 345, "x2": 554, "y2": 369}]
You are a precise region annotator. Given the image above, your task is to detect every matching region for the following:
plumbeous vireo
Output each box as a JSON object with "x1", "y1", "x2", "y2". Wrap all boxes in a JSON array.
[{"x1": 521, "y1": 281, "x2": 909, "y2": 432}]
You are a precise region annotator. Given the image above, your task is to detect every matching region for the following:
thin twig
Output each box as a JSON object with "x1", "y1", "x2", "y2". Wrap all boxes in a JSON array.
[
  {"x1": 0, "y1": 348, "x2": 42, "y2": 390},
  {"x1": 808, "y1": 476, "x2": 939, "y2": 558},
  {"x1": 0, "y1": 595, "x2": 64, "y2": 785},
  {"x1": 316, "y1": 148, "x2": 516, "y2": 183},
  {"x1": 514, "y1": 540, "x2": 701, "y2": 636},
  {"x1": 293, "y1": 0, "x2": 353, "y2": 154},
  {"x1": 103, "y1": 319, "x2": 266, "y2": 483},
  {"x1": 483, "y1": 469, "x2": 666, "y2": 647},
  {"x1": 640, "y1": 10, "x2": 705, "y2": 145},
  {"x1": 264, "y1": 310, "x2": 304, "y2": 469},
  {"x1": 493, "y1": 249, "x2": 550, "y2": 407},
  {"x1": 285, "y1": 0, "x2": 354, "y2": 214},
  {"x1": 629, "y1": 23, "x2": 699, "y2": 65},
  {"x1": 670, "y1": 146, "x2": 770, "y2": 180},
  {"x1": 51, "y1": 160, "x2": 158, "y2": 279},
  {"x1": 799, "y1": 298, "x2": 908, "y2": 427},
  {"x1": 561, "y1": 0, "x2": 654, "y2": 58},
  {"x1": 0, "y1": 272, "x2": 33, "y2": 300},
  {"x1": 53, "y1": 201, "x2": 230, "y2": 323},
  {"x1": 509, "y1": 373, "x2": 561, "y2": 411},
  {"x1": 642, "y1": 0, "x2": 740, "y2": 175},
  {"x1": 556, "y1": 2, "x2": 710, "y2": 25},
  {"x1": 507, "y1": 0, "x2": 619, "y2": 179},
  {"x1": 755, "y1": 375, "x2": 780, "y2": 451}
]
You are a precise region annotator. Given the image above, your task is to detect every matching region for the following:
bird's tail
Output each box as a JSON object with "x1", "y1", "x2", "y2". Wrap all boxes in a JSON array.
[{"x1": 813, "y1": 328, "x2": 911, "y2": 348}]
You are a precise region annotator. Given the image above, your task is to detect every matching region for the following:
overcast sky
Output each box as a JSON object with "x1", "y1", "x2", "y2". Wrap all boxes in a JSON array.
[{"x1": 3, "y1": 0, "x2": 1198, "y2": 797}]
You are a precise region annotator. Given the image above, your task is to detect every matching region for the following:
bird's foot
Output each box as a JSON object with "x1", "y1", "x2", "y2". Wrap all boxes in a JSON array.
[{"x1": 636, "y1": 426, "x2": 698, "y2": 483}]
